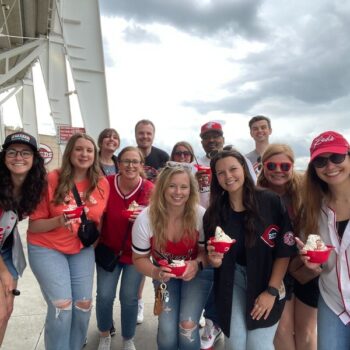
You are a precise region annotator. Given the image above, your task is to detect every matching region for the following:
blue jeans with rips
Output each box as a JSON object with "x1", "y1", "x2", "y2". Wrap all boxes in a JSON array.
[
  {"x1": 95, "y1": 262, "x2": 143, "y2": 339},
  {"x1": 318, "y1": 294, "x2": 350, "y2": 350},
  {"x1": 225, "y1": 264, "x2": 278, "y2": 350},
  {"x1": 154, "y1": 269, "x2": 210, "y2": 350},
  {"x1": 28, "y1": 243, "x2": 95, "y2": 350}
]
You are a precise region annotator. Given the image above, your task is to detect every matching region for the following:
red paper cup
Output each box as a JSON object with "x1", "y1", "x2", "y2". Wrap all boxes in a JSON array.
[
  {"x1": 304, "y1": 245, "x2": 334, "y2": 264},
  {"x1": 194, "y1": 164, "x2": 211, "y2": 175},
  {"x1": 121, "y1": 206, "x2": 145, "y2": 219},
  {"x1": 209, "y1": 237, "x2": 234, "y2": 253},
  {"x1": 158, "y1": 259, "x2": 187, "y2": 277},
  {"x1": 63, "y1": 206, "x2": 84, "y2": 219}
]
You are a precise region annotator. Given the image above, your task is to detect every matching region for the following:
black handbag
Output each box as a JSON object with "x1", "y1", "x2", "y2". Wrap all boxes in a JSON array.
[
  {"x1": 72, "y1": 185, "x2": 100, "y2": 247},
  {"x1": 95, "y1": 221, "x2": 131, "y2": 271}
]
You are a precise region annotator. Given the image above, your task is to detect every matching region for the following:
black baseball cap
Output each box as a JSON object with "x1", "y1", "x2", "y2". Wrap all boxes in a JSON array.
[{"x1": 2, "y1": 131, "x2": 38, "y2": 151}]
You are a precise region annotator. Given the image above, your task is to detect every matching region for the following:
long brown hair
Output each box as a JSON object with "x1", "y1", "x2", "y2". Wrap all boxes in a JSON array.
[
  {"x1": 53, "y1": 133, "x2": 102, "y2": 204},
  {"x1": 149, "y1": 165, "x2": 199, "y2": 250},
  {"x1": 204, "y1": 147, "x2": 259, "y2": 247},
  {"x1": 258, "y1": 143, "x2": 303, "y2": 219},
  {"x1": 298, "y1": 163, "x2": 328, "y2": 236},
  {"x1": 170, "y1": 141, "x2": 194, "y2": 163}
]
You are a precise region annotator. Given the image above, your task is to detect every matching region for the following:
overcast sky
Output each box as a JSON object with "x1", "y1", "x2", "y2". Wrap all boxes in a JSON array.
[{"x1": 98, "y1": 0, "x2": 350, "y2": 169}]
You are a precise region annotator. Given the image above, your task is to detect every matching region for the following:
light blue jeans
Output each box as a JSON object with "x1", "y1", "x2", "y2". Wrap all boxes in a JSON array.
[
  {"x1": 154, "y1": 269, "x2": 210, "y2": 350},
  {"x1": 28, "y1": 243, "x2": 95, "y2": 350},
  {"x1": 96, "y1": 262, "x2": 143, "y2": 339},
  {"x1": 318, "y1": 294, "x2": 350, "y2": 350},
  {"x1": 225, "y1": 264, "x2": 278, "y2": 350}
]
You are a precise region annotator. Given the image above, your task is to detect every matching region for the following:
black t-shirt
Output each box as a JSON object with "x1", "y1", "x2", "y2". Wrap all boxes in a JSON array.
[
  {"x1": 228, "y1": 210, "x2": 246, "y2": 266},
  {"x1": 143, "y1": 146, "x2": 169, "y2": 182}
]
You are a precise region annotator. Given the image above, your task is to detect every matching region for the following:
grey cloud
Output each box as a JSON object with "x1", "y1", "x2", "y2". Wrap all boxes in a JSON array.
[
  {"x1": 122, "y1": 24, "x2": 161, "y2": 43},
  {"x1": 185, "y1": 2, "x2": 350, "y2": 114},
  {"x1": 99, "y1": 0, "x2": 266, "y2": 39}
]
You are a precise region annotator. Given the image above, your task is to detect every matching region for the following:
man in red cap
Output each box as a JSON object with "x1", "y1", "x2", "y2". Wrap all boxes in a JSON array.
[{"x1": 198, "y1": 121, "x2": 225, "y2": 166}]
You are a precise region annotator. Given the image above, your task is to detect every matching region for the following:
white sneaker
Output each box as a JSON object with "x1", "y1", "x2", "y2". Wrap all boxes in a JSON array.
[
  {"x1": 200, "y1": 319, "x2": 222, "y2": 350},
  {"x1": 137, "y1": 299, "x2": 144, "y2": 324},
  {"x1": 199, "y1": 310, "x2": 206, "y2": 328},
  {"x1": 123, "y1": 338, "x2": 136, "y2": 350},
  {"x1": 97, "y1": 335, "x2": 111, "y2": 350}
]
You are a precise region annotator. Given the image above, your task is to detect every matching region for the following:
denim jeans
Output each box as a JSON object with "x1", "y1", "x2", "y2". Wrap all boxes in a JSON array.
[
  {"x1": 154, "y1": 269, "x2": 210, "y2": 350},
  {"x1": 0, "y1": 245, "x2": 18, "y2": 279},
  {"x1": 225, "y1": 264, "x2": 278, "y2": 350},
  {"x1": 201, "y1": 266, "x2": 219, "y2": 324},
  {"x1": 318, "y1": 294, "x2": 350, "y2": 350},
  {"x1": 28, "y1": 243, "x2": 95, "y2": 350},
  {"x1": 96, "y1": 262, "x2": 143, "y2": 339}
]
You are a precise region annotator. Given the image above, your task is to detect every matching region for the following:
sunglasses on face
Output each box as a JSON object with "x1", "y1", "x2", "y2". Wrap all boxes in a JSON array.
[
  {"x1": 312, "y1": 153, "x2": 349, "y2": 168},
  {"x1": 264, "y1": 162, "x2": 292, "y2": 172},
  {"x1": 174, "y1": 151, "x2": 192, "y2": 157}
]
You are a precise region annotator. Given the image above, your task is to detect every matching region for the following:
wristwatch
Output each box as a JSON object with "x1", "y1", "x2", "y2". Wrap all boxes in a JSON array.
[{"x1": 266, "y1": 286, "x2": 279, "y2": 297}]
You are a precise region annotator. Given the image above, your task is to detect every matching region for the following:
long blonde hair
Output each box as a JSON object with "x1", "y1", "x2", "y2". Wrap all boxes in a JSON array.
[
  {"x1": 258, "y1": 143, "x2": 303, "y2": 219},
  {"x1": 54, "y1": 133, "x2": 103, "y2": 204},
  {"x1": 149, "y1": 165, "x2": 199, "y2": 250}
]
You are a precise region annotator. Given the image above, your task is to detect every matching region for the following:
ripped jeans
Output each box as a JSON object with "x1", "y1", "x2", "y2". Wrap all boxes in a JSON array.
[
  {"x1": 28, "y1": 243, "x2": 95, "y2": 350},
  {"x1": 154, "y1": 269, "x2": 210, "y2": 350}
]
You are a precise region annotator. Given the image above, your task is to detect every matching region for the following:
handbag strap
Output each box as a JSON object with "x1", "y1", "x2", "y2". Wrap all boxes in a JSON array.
[{"x1": 71, "y1": 185, "x2": 88, "y2": 224}]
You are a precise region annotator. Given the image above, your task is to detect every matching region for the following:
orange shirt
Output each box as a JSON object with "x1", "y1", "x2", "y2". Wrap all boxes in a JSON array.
[{"x1": 27, "y1": 170, "x2": 109, "y2": 254}]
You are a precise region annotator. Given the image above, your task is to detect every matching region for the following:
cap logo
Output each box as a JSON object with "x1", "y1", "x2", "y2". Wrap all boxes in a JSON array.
[
  {"x1": 205, "y1": 122, "x2": 216, "y2": 129},
  {"x1": 312, "y1": 134, "x2": 335, "y2": 150},
  {"x1": 10, "y1": 133, "x2": 30, "y2": 143}
]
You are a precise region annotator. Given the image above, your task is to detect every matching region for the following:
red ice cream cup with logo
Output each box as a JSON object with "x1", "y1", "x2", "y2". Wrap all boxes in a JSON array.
[
  {"x1": 158, "y1": 259, "x2": 187, "y2": 277},
  {"x1": 304, "y1": 245, "x2": 334, "y2": 264},
  {"x1": 209, "y1": 237, "x2": 234, "y2": 253},
  {"x1": 63, "y1": 206, "x2": 84, "y2": 219}
]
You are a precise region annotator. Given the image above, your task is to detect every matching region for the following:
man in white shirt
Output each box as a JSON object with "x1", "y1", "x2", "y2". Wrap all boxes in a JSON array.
[{"x1": 246, "y1": 115, "x2": 272, "y2": 175}]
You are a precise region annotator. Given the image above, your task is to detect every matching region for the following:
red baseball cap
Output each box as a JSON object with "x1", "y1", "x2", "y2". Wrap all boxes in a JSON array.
[
  {"x1": 310, "y1": 131, "x2": 350, "y2": 161},
  {"x1": 200, "y1": 121, "x2": 223, "y2": 138}
]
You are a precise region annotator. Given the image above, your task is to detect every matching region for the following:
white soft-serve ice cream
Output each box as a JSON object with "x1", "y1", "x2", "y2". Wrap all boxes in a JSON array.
[
  {"x1": 214, "y1": 226, "x2": 233, "y2": 243},
  {"x1": 128, "y1": 200, "x2": 140, "y2": 211},
  {"x1": 304, "y1": 234, "x2": 327, "y2": 251},
  {"x1": 170, "y1": 259, "x2": 186, "y2": 267}
]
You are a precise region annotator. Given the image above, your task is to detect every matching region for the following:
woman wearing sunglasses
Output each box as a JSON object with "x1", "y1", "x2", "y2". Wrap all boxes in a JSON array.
[
  {"x1": 258, "y1": 144, "x2": 318, "y2": 350},
  {"x1": 170, "y1": 141, "x2": 195, "y2": 164},
  {"x1": 297, "y1": 131, "x2": 350, "y2": 350},
  {"x1": 132, "y1": 164, "x2": 208, "y2": 350},
  {"x1": 0, "y1": 132, "x2": 46, "y2": 347},
  {"x1": 205, "y1": 147, "x2": 296, "y2": 350},
  {"x1": 96, "y1": 146, "x2": 153, "y2": 350}
]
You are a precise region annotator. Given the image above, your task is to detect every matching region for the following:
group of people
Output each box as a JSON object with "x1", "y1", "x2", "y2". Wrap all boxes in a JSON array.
[{"x1": 0, "y1": 116, "x2": 350, "y2": 350}]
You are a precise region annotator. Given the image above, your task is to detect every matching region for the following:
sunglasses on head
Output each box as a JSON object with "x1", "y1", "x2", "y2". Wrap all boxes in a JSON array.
[
  {"x1": 264, "y1": 162, "x2": 292, "y2": 172},
  {"x1": 174, "y1": 151, "x2": 192, "y2": 157},
  {"x1": 165, "y1": 161, "x2": 193, "y2": 171},
  {"x1": 312, "y1": 153, "x2": 349, "y2": 168}
]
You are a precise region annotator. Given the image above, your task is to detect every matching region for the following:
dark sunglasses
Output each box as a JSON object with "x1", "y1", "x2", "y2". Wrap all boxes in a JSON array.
[
  {"x1": 174, "y1": 151, "x2": 192, "y2": 157},
  {"x1": 312, "y1": 153, "x2": 349, "y2": 168},
  {"x1": 264, "y1": 162, "x2": 292, "y2": 172}
]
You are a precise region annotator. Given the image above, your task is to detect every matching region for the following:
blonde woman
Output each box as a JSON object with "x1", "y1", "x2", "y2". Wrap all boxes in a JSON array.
[
  {"x1": 132, "y1": 164, "x2": 208, "y2": 350},
  {"x1": 27, "y1": 133, "x2": 109, "y2": 350},
  {"x1": 258, "y1": 144, "x2": 318, "y2": 350}
]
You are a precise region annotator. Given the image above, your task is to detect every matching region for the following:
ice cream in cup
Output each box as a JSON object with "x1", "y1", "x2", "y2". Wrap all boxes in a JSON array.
[
  {"x1": 121, "y1": 201, "x2": 145, "y2": 219},
  {"x1": 303, "y1": 234, "x2": 334, "y2": 264},
  {"x1": 159, "y1": 259, "x2": 187, "y2": 277},
  {"x1": 63, "y1": 205, "x2": 84, "y2": 220},
  {"x1": 209, "y1": 226, "x2": 235, "y2": 253}
]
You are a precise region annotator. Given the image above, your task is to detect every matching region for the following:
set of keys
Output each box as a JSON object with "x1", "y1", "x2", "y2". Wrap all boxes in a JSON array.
[{"x1": 159, "y1": 282, "x2": 170, "y2": 303}]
